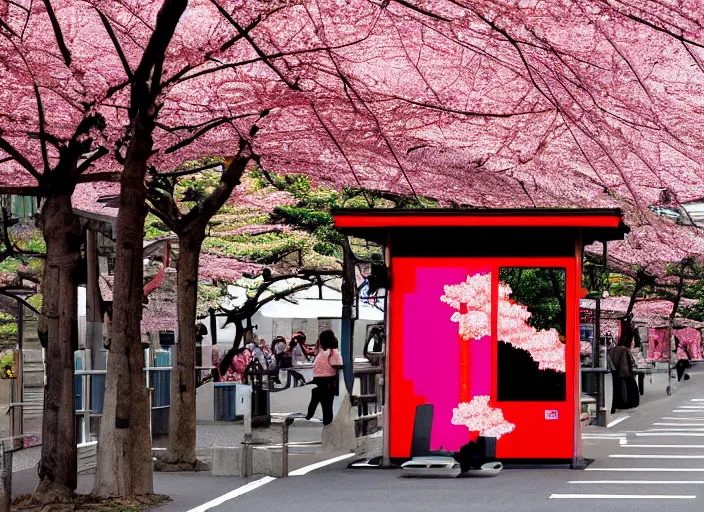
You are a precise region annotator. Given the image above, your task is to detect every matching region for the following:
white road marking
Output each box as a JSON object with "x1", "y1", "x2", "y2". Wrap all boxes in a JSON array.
[
  {"x1": 622, "y1": 444, "x2": 704, "y2": 449},
  {"x1": 549, "y1": 494, "x2": 695, "y2": 499},
  {"x1": 649, "y1": 428, "x2": 704, "y2": 432},
  {"x1": 586, "y1": 468, "x2": 704, "y2": 472},
  {"x1": 610, "y1": 454, "x2": 704, "y2": 459},
  {"x1": 607, "y1": 416, "x2": 630, "y2": 428},
  {"x1": 187, "y1": 476, "x2": 276, "y2": 512},
  {"x1": 582, "y1": 436, "x2": 626, "y2": 441},
  {"x1": 568, "y1": 481, "x2": 704, "y2": 485},
  {"x1": 691, "y1": 399, "x2": 704, "y2": 402},
  {"x1": 288, "y1": 453, "x2": 356, "y2": 476},
  {"x1": 654, "y1": 423, "x2": 704, "y2": 427},
  {"x1": 673, "y1": 410, "x2": 704, "y2": 413},
  {"x1": 678, "y1": 406, "x2": 704, "y2": 409},
  {"x1": 663, "y1": 417, "x2": 704, "y2": 421},
  {"x1": 636, "y1": 433, "x2": 704, "y2": 437}
]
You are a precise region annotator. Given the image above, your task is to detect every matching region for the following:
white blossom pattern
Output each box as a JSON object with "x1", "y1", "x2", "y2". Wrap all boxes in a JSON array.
[
  {"x1": 441, "y1": 272, "x2": 566, "y2": 373},
  {"x1": 451, "y1": 395, "x2": 516, "y2": 439}
]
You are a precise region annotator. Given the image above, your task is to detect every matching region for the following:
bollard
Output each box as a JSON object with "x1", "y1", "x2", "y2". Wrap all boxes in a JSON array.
[
  {"x1": 0, "y1": 444, "x2": 11, "y2": 512},
  {"x1": 243, "y1": 386, "x2": 253, "y2": 477},
  {"x1": 282, "y1": 415, "x2": 295, "y2": 477}
]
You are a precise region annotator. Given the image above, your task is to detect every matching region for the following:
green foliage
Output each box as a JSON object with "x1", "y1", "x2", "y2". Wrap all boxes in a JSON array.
[
  {"x1": 9, "y1": 225, "x2": 45, "y2": 253},
  {"x1": 273, "y1": 206, "x2": 334, "y2": 230},
  {"x1": 0, "y1": 258, "x2": 20, "y2": 273},
  {"x1": 0, "y1": 350, "x2": 13, "y2": 369},
  {"x1": 27, "y1": 294, "x2": 42, "y2": 312},
  {"x1": 202, "y1": 231, "x2": 303, "y2": 262},
  {"x1": 0, "y1": 322, "x2": 17, "y2": 339},
  {"x1": 145, "y1": 214, "x2": 171, "y2": 240},
  {"x1": 499, "y1": 268, "x2": 566, "y2": 334},
  {"x1": 197, "y1": 284, "x2": 225, "y2": 316}
]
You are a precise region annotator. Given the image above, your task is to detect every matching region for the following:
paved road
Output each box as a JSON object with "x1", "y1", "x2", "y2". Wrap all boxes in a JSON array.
[{"x1": 190, "y1": 370, "x2": 704, "y2": 512}]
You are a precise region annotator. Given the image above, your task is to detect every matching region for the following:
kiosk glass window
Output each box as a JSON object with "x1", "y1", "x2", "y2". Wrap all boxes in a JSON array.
[{"x1": 497, "y1": 267, "x2": 567, "y2": 402}]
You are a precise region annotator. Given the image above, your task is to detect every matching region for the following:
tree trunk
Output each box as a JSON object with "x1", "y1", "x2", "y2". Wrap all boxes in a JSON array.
[
  {"x1": 94, "y1": 118, "x2": 153, "y2": 497},
  {"x1": 34, "y1": 194, "x2": 80, "y2": 502},
  {"x1": 165, "y1": 232, "x2": 203, "y2": 466}
]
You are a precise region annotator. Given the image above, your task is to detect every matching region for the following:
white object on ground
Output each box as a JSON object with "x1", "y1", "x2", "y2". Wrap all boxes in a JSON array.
[
  {"x1": 288, "y1": 453, "x2": 356, "y2": 476},
  {"x1": 187, "y1": 476, "x2": 276, "y2": 512},
  {"x1": 400, "y1": 457, "x2": 461, "y2": 478},
  {"x1": 606, "y1": 416, "x2": 630, "y2": 428},
  {"x1": 464, "y1": 461, "x2": 503, "y2": 478}
]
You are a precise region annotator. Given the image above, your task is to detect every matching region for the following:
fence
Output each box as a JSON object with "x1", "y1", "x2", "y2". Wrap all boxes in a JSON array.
[{"x1": 10, "y1": 348, "x2": 214, "y2": 444}]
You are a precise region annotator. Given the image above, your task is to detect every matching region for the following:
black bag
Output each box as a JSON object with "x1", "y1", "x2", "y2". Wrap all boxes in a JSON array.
[
  {"x1": 455, "y1": 436, "x2": 497, "y2": 472},
  {"x1": 313, "y1": 375, "x2": 339, "y2": 396}
]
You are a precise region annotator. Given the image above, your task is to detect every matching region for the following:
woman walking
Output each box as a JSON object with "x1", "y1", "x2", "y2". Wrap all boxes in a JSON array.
[
  {"x1": 305, "y1": 330, "x2": 344, "y2": 425},
  {"x1": 610, "y1": 332, "x2": 639, "y2": 414}
]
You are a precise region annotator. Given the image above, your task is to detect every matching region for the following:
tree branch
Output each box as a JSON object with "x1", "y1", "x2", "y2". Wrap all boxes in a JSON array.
[
  {"x1": 42, "y1": 0, "x2": 71, "y2": 66},
  {"x1": 75, "y1": 146, "x2": 109, "y2": 176},
  {"x1": 0, "y1": 135, "x2": 42, "y2": 181},
  {"x1": 95, "y1": 6, "x2": 133, "y2": 80},
  {"x1": 210, "y1": 0, "x2": 300, "y2": 90},
  {"x1": 182, "y1": 138, "x2": 252, "y2": 230}
]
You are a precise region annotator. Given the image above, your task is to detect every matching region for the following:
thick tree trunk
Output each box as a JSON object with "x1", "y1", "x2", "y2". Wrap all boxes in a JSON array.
[
  {"x1": 34, "y1": 194, "x2": 80, "y2": 502},
  {"x1": 93, "y1": 119, "x2": 153, "y2": 497},
  {"x1": 165, "y1": 233, "x2": 203, "y2": 466}
]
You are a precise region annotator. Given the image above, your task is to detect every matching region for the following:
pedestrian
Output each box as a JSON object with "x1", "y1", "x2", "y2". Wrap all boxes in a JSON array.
[
  {"x1": 610, "y1": 330, "x2": 639, "y2": 414},
  {"x1": 259, "y1": 338, "x2": 271, "y2": 356},
  {"x1": 674, "y1": 336, "x2": 692, "y2": 382},
  {"x1": 290, "y1": 332, "x2": 313, "y2": 364},
  {"x1": 305, "y1": 330, "x2": 344, "y2": 425}
]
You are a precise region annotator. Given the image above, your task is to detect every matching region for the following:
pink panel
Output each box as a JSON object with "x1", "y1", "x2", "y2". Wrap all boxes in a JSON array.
[
  {"x1": 647, "y1": 327, "x2": 669, "y2": 362},
  {"x1": 402, "y1": 265, "x2": 491, "y2": 452},
  {"x1": 675, "y1": 328, "x2": 702, "y2": 360}
]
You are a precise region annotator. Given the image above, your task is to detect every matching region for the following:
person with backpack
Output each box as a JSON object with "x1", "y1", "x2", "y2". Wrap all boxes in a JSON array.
[{"x1": 305, "y1": 330, "x2": 344, "y2": 425}]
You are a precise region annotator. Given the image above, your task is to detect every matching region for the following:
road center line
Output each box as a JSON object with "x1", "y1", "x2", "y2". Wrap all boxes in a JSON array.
[
  {"x1": 288, "y1": 453, "x2": 356, "y2": 476},
  {"x1": 187, "y1": 476, "x2": 276, "y2": 512},
  {"x1": 550, "y1": 494, "x2": 695, "y2": 499}
]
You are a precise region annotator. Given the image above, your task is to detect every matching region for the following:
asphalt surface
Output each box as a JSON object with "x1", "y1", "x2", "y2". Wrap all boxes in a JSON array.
[{"x1": 181, "y1": 370, "x2": 704, "y2": 512}]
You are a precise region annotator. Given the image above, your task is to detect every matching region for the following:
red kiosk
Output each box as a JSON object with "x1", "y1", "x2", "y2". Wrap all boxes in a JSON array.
[{"x1": 334, "y1": 209, "x2": 628, "y2": 466}]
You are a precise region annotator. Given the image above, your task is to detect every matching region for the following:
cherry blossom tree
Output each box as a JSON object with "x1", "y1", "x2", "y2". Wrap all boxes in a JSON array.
[
  {"x1": 3, "y1": 0, "x2": 704, "y2": 502},
  {"x1": 0, "y1": 0, "x2": 119, "y2": 500}
]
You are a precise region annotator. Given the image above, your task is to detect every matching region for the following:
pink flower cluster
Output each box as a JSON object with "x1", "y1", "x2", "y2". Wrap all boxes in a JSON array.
[
  {"x1": 451, "y1": 395, "x2": 516, "y2": 439},
  {"x1": 441, "y1": 272, "x2": 565, "y2": 373}
]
